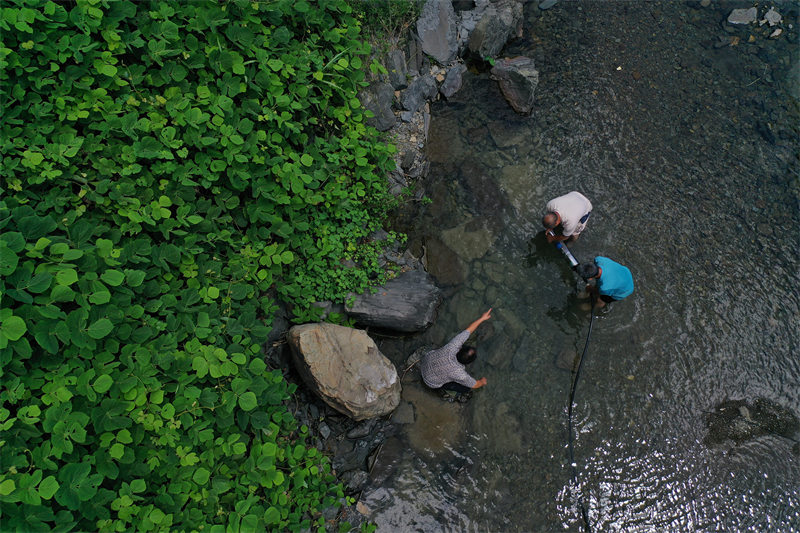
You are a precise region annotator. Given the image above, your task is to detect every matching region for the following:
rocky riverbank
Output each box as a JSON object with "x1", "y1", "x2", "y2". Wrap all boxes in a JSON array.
[{"x1": 264, "y1": 0, "x2": 799, "y2": 528}]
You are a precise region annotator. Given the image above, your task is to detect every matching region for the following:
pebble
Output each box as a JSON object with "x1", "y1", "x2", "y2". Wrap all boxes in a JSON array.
[
  {"x1": 538, "y1": 0, "x2": 558, "y2": 10},
  {"x1": 319, "y1": 422, "x2": 331, "y2": 440}
]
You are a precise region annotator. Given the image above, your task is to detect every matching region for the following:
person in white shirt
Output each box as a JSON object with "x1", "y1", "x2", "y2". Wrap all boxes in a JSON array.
[{"x1": 542, "y1": 191, "x2": 593, "y2": 243}]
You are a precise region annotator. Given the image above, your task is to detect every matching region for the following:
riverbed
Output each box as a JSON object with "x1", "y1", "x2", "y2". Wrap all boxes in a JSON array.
[{"x1": 363, "y1": 2, "x2": 799, "y2": 531}]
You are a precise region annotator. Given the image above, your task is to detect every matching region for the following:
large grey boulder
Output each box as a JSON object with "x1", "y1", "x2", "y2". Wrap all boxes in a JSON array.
[
  {"x1": 467, "y1": 0, "x2": 523, "y2": 59},
  {"x1": 359, "y1": 81, "x2": 396, "y2": 132},
  {"x1": 288, "y1": 323, "x2": 401, "y2": 420},
  {"x1": 417, "y1": 0, "x2": 459, "y2": 64},
  {"x1": 346, "y1": 269, "x2": 442, "y2": 333},
  {"x1": 490, "y1": 56, "x2": 539, "y2": 115}
]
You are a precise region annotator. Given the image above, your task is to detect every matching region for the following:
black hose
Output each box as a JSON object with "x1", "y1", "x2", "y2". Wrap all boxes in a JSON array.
[{"x1": 567, "y1": 296, "x2": 596, "y2": 533}]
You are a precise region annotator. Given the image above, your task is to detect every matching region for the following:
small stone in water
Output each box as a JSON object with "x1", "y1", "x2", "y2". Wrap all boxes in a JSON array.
[
  {"x1": 627, "y1": 375, "x2": 635, "y2": 380},
  {"x1": 763, "y1": 7, "x2": 782, "y2": 27},
  {"x1": 539, "y1": 0, "x2": 558, "y2": 10}
]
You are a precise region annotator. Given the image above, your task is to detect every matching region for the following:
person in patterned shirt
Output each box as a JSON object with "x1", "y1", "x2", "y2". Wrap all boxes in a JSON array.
[{"x1": 420, "y1": 309, "x2": 492, "y2": 394}]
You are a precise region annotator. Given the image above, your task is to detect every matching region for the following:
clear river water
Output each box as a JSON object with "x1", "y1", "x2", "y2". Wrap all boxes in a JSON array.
[{"x1": 360, "y1": 2, "x2": 799, "y2": 532}]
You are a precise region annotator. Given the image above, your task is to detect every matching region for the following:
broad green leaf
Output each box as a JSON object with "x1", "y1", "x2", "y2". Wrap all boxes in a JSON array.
[
  {"x1": 264, "y1": 506, "x2": 280, "y2": 524},
  {"x1": 125, "y1": 270, "x2": 146, "y2": 287},
  {"x1": 100, "y1": 270, "x2": 125, "y2": 286},
  {"x1": 56, "y1": 268, "x2": 78, "y2": 286},
  {"x1": 37, "y1": 476, "x2": 59, "y2": 499},
  {"x1": 192, "y1": 356, "x2": 209, "y2": 378},
  {"x1": 92, "y1": 374, "x2": 113, "y2": 393},
  {"x1": 292, "y1": 445, "x2": 304, "y2": 460},
  {"x1": 1, "y1": 315, "x2": 27, "y2": 341},
  {"x1": 109, "y1": 443, "x2": 124, "y2": 459},
  {"x1": 238, "y1": 391, "x2": 257, "y2": 411},
  {"x1": 27, "y1": 273, "x2": 53, "y2": 293},
  {"x1": 0, "y1": 479, "x2": 15, "y2": 496},
  {"x1": 88, "y1": 318, "x2": 114, "y2": 339},
  {"x1": 89, "y1": 291, "x2": 112, "y2": 304},
  {"x1": 192, "y1": 467, "x2": 210, "y2": 485},
  {"x1": 0, "y1": 244, "x2": 17, "y2": 276}
]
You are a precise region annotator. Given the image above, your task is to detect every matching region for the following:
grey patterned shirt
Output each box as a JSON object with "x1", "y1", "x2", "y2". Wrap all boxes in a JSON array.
[{"x1": 420, "y1": 330, "x2": 477, "y2": 389}]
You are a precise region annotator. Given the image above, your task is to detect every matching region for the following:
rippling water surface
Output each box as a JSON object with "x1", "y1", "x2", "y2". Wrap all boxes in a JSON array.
[{"x1": 363, "y1": 2, "x2": 799, "y2": 531}]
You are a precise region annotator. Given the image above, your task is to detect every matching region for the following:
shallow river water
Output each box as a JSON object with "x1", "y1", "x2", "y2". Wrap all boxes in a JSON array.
[{"x1": 362, "y1": 2, "x2": 799, "y2": 532}]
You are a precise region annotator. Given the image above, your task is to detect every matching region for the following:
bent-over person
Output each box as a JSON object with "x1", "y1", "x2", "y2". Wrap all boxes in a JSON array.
[{"x1": 420, "y1": 309, "x2": 492, "y2": 394}]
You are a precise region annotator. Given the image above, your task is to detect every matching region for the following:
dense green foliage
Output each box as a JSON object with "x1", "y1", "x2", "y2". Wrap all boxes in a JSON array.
[
  {"x1": 349, "y1": 0, "x2": 423, "y2": 41},
  {"x1": 0, "y1": 0, "x2": 399, "y2": 530}
]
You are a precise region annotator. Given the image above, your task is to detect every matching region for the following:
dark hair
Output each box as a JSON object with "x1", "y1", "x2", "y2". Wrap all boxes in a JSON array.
[
  {"x1": 457, "y1": 345, "x2": 477, "y2": 365},
  {"x1": 542, "y1": 212, "x2": 558, "y2": 229},
  {"x1": 577, "y1": 261, "x2": 599, "y2": 281}
]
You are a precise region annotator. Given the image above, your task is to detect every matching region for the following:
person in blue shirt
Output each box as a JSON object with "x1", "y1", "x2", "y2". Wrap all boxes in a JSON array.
[{"x1": 577, "y1": 256, "x2": 634, "y2": 308}]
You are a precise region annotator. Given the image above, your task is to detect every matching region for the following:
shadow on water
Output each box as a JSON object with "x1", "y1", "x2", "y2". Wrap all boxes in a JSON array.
[{"x1": 365, "y1": 1, "x2": 800, "y2": 531}]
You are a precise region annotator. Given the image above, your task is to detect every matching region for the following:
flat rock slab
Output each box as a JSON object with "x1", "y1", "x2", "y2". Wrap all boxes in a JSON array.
[{"x1": 346, "y1": 270, "x2": 442, "y2": 333}]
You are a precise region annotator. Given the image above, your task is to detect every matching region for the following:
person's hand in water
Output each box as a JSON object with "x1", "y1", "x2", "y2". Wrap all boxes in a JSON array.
[{"x1": 467, "y1": 308, "x2": 492, "y2": 333}]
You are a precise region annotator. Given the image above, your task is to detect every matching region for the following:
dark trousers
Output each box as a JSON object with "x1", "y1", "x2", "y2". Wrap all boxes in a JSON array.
[{"x1": 440, "y1": 382, "x2": 472, "y2": 394}]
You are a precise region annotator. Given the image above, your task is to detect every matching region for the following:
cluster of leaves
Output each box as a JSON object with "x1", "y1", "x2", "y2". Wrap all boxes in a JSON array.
[{"x1": 0, "y1": 0, "x2": 400, "y2": 530}]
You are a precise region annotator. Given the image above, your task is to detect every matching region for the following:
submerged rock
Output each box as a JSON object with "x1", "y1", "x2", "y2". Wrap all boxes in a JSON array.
[
  {"x1": 440, "y1": 217, "x2": 496, "y2": 261},
  {"x1": 727, "y1": 7, "x2": 757, "y2": 25},
  {"x1": 403, "y1": 383, "x2": 465, "y2": 456},
  {"x1": 424, "y1": 235, "x2": 467, "y2": 286},
  {"x1": 703, "y1": 397, "x2": 800, "y2": 447}
]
